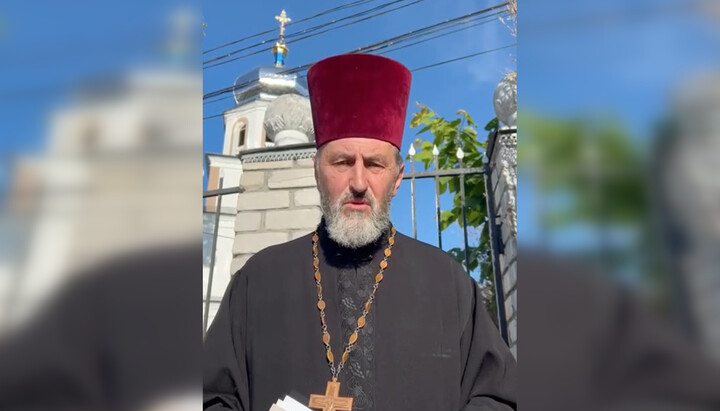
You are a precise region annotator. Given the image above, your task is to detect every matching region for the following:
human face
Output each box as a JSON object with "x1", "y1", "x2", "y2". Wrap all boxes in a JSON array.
[{"x1": 314, "y1": 137, "x2": 404, "y2": 248}]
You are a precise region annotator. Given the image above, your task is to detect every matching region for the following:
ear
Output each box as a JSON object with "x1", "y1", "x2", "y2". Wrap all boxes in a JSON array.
[{"x1": 392, "y1": 162, "x2": 404, "y2": 197}]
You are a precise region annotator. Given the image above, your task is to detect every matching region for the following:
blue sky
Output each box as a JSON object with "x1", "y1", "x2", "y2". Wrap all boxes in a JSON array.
[
  {"x1": 521, "y1": 0, "x2": 720, "y2": 140},
  {"x1": 202, "y1": 0, "x2": 517, "y2": 255},
  {"x1": 0, "y1": 1, "x2": 194, "y2": 145},
  {"x1": 518, "y1": 0, "x2": 720, "y2": 248}
]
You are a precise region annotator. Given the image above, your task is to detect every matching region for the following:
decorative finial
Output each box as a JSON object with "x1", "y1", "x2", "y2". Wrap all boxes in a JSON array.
[
  {"x1": 456, "y1": 147, "x2": 464, "y2": 160},
  {"x1": 493, "y1": 71, "x2": 517, "y2": 127},
  {"x1": 275, "y1": 10, "x2": 291, "y2": 38},
  {"x1": 432, "y1": 145, "x2": 439, "y2": 156},
  {"x1": 272, "y1": 10, "x2": 291, "y2": 67},
  {"x1": 408, "y1": 144, "x2": 416, "y2": 156}
]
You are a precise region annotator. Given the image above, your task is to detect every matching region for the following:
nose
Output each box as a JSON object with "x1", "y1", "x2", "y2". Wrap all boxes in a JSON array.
[{"x1": 348, "y1": 161, "x2": 368, "y2": 196}]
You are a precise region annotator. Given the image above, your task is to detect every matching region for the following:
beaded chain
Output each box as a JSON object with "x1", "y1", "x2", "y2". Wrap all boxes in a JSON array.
[{"x1": 311, "y1": 226, "x2": 396, "y2": 380}]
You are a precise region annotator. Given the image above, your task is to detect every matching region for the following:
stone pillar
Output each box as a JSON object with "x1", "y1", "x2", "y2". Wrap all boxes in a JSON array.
[
  {"x1": 488, "y1": 127, "x2": 518, "y2": 357},
  {"x1": 232, "y1": 144, "x2": 322, "y2": 275}
]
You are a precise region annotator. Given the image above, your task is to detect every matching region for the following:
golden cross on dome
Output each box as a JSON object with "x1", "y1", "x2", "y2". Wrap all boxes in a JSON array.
[{"x1": 275, "y1": 10, "x2": 291, "y2": 38}]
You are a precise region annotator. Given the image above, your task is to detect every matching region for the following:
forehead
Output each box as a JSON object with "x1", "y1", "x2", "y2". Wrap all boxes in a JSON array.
[{"x1": 321, "y1": 137, "x2": 396, "y2": 157}]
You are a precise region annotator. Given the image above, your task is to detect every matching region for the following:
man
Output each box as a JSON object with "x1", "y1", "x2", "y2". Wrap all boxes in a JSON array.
[{"x1": 203, "y1": 54, "x2": 516, "y2": 411}]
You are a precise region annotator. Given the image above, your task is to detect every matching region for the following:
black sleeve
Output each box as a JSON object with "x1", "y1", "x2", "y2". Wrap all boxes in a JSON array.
[
  {"x1": 459, "y1": 280, "x2": 517, "y2": 410},
  {"x1": 203, "y1": 270, "x2": 251, "y2": 410}
]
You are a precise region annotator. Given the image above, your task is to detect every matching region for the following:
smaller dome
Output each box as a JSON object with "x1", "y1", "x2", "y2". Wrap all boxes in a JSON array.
[
  {"x1": 263, "y1": 94, "x2": 315, "y2": 146},
  {"x1": 493, "y1": 71, "x2": 517, "y2": 127}
]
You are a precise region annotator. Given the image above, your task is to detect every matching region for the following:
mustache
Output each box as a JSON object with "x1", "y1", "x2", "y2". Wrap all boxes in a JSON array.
[{"x1": 338, "y1": 190, "x2": 377, "y2": 207}]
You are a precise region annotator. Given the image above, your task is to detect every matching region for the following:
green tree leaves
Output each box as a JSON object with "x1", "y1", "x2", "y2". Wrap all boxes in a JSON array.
[{"x1": 408, "y1": 103, "x2": 496, "y2": 312}]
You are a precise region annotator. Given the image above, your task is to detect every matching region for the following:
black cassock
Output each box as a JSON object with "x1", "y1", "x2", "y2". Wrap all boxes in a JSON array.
[{"x1": 203, "y1": 225, "x2": 516, "y2": 411}]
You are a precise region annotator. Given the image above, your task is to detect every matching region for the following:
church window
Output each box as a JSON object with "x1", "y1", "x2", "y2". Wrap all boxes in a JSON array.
[
  {"x1": 232, "y1": 119, "x2": 247, "y2": 148},
  {"x1": 238, "y1": 124, "x2": 246, "y2": 147}
]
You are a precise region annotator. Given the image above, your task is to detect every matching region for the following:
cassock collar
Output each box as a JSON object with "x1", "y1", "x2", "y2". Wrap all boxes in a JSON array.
[{"x1": 317, "y1": 218, "x2": 391, "y2": 269}]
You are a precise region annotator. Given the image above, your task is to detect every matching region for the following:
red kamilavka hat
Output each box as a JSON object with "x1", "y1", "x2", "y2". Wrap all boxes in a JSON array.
[{"x1": 307, "y1": 53, "x2": 412, "y2": 150}]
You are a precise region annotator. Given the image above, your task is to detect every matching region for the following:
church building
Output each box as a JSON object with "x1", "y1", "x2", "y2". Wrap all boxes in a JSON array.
[{"x1": 204, "y1": 10, "x2": 321, "y2": 328}]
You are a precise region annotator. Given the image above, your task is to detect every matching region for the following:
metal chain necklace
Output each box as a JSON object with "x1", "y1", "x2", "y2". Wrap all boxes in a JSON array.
[{"x1": 307, "y1": 226, "x2": 396, "y2": 411}]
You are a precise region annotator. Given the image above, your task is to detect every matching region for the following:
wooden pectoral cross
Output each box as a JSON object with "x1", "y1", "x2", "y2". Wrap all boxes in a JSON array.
[{"x1": 308, "y1": 379, "x2": 353, "y2": 411}]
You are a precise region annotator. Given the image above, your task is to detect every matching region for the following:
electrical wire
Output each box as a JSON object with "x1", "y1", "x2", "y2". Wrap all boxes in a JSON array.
[
  {"x1": 203, "y1": 0, "x2": 377, "y2": 55},
  {"x1": 203, "y1": 0, "x2": 423, "y2": 69},
  {"x1": 204, "y1": 0, "x2": 411, "y2": 64},
  {"x1": 411, "y1": 43, "x2": 515, "y2": 72},
  {"x1": 202, "y1": 43, "x2": 516, "y2": 121},
  {"x1": 347, "y1": 4, "x2": 507, "y2": 54},
  {"x1": 202, "y1": 13, "x2": 507, "y2": 107},
  {"x1": 203, "y1": 4, "x2": 508, "y2": 102},
  {"x1": 377, "y1": 12, "x2": 505, "y2": 55}
]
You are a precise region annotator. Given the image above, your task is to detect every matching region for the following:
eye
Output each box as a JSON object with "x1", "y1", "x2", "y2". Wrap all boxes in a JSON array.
[{"x1": 366, "y1": 160, "x2": 385, "y2": 170}]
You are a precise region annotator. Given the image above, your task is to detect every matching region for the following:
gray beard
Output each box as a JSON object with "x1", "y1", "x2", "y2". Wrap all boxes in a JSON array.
[{"x1": 319, "y1": 187, "x2": 393, "y2": 249}]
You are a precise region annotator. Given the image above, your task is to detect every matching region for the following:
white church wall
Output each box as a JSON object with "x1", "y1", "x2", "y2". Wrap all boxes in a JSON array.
[
  {"x1": 231, "y1": 153, "x2": 321, "y2": 268},
  {"x1": 203, "y1": 212, "x2": 236, "y2": 327},
  {"x1": 203, "y1": 146, "x2": 321, "y2": 331}
]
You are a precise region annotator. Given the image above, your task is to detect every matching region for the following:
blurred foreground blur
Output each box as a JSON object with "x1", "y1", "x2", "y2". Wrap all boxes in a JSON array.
[
  {"x1": 520, "y1": 0, "x2": 720, "y2": 409},
  {"x1": 0, "y1": 2, "x2": 201, "y2": 410}
]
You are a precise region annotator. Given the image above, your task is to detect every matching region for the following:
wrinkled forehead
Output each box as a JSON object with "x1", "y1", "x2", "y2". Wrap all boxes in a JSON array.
[{"x1": 319, "y1": 137, "x2": 396, "y2": 159}]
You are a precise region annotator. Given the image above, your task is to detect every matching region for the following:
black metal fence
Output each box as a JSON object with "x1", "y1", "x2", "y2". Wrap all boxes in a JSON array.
[{"x1": 404, "y1": 137, "x2": 508, "y2": 343}]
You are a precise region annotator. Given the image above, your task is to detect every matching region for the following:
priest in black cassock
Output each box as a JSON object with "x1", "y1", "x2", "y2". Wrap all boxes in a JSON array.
[{"x1": 203, "y1": 54, "x2": 517, "y2": 411}]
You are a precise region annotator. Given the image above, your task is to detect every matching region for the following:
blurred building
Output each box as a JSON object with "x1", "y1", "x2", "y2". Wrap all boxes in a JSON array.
[
  {"x1": 0, "y1": 7, "x2": 203, "y2": 333},
  {"x1": 1, "y1": 67, "x2": 201, "y2": 331}
]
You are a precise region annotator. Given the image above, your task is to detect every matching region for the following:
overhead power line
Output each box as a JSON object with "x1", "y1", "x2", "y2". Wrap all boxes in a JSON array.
[
  {"x1": 203, "y1": 11, "x2": 506, "y2": 107},
  {"x1": 411, "y1": 43, "x2": 515, "y2": 72},
  {"x1": 377, "y1": 13, "x2": 504, "y2": 56},
  {"x1": 203, "y1": 0, "x2": 378, "y2": 55},
  {"x1": 203, "y1": 0, "x2": 424, "y2": 69},
  {"x1": 204, "y1": 0, "x2": 410, "y2": 65},
  {"x1": 348, "y1": 5, "x2": 507, "y2": 54},
  {"x1": 203, "y1": 3, "x2": 509, "y2": 101},
  {"x1": 203, "y1": 12, "x2": 506, "y2": 106},
  {"x1": 202, "y1": 43, "x2": 516, "y2": 121}
]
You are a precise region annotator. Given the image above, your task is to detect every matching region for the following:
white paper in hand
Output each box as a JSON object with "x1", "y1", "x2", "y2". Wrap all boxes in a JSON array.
[{"x1": 269, "y1": 395, "x2": 312, "y2": 411}]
